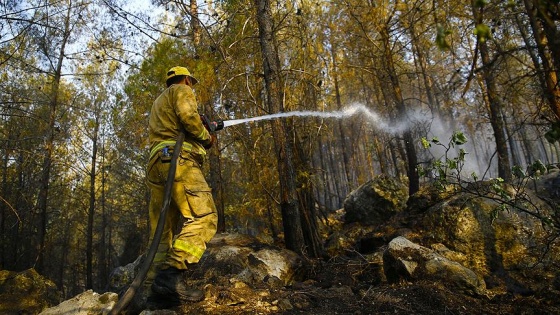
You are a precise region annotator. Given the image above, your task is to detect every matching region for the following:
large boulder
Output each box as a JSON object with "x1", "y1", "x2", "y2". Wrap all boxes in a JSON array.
[
  {"x1": 331, "y1": 172, "x2": 559, "y2": 299},
  {"x1": 343, "y1": 175, "x2": 408, "y2": 225},
  {"x1": 0, "y1": 268, "x2": 61, "y2": 314},
  {"x1": 417, "y1": 180, "x2": 560, "y2": 295},
  {"x1": 383, "y1": 236, "x2": 486, "y2": 296},
  {"x1": 529, "y1": 169, "x2": 560, "y2": 198},
  {"x1": 195, "y1": 233, "x2": 304, "y2": 286}
]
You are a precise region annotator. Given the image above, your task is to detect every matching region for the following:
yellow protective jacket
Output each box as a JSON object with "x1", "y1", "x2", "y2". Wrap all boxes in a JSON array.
[{"x1": 148, "y1": 84, "x2": 211, "y2": 158}]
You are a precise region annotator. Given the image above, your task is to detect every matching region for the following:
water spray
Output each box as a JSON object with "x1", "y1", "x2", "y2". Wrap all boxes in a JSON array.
[{"x1": 206, "y1": 104, "x2": 406, "y2": 134}]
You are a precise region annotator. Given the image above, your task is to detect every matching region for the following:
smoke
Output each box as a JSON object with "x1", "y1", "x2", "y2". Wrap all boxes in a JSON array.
[{"x1": 423, "y1": 114, "x2": 494, "y2": 179}]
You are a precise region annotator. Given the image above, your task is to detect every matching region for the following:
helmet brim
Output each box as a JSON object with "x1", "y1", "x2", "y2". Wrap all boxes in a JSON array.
[{"x1": 187, "y1": 75, "x2": 198, "y2": 85}]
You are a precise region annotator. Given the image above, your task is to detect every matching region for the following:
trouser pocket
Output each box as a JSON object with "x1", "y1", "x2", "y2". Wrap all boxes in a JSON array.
[
  {"x1": 184, "y1": 187, "x2": 216, "y2": 218},
  {"x1": 147, "y1": 155, "x2": 169, "y2": 185}
]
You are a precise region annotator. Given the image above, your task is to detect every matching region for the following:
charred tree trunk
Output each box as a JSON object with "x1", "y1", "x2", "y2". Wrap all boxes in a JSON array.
[
  {"x1": 255, "y1": 0, "x2": 306, "y2": 255},
  {"x1": 182, "y1": 0, "x2": 225, "y2": 232}
]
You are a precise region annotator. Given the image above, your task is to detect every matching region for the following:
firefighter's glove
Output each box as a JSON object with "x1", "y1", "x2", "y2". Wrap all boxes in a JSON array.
[{"x1": 203, "y1": 134, "x2": 217, "y2": 149}]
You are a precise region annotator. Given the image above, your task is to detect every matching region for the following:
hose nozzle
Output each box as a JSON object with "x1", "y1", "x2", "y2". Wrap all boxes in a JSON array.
[
  {"x1": 214, "y1": 120, "x2": 224, "y2": 131},
  {"x1": 201, "y1": 115, "x2": 225, "y2": 132}
]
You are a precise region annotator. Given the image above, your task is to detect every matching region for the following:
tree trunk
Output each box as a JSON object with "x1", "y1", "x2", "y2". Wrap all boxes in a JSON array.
[
  {"x1": 99, "y1": 156, "x2": 108, "y2": 291},
  {"x1": 86, "y1": 114, "x2": 100, "y2": 290},
  {"x1": 208, "y1": 136, "x2": 225, "y2": 233},
  {"x1": 408, "y1": 16, "x2": 440, "y2": 115},
  {"x1": 255, "y1": 0, "x2": 305, "y2": 255},
  {"x1": 522, "y1": 0, "x2": 560, "y2": 121},
  {"x1": 329, "y1": 42, "x2": 352, "y2": 188},
  {"x1": 186, "y1": 0, "x2": 225, "y2": 233},
  {"x1": 190, "y1": 0, "x2": 201, "y2": 46},
  {"x1": 471, "y1": 1, "x2": 512, "y2": 182},
  {"x1": 294, "y1": 129, "x2": 324, "y2": 257},
  {"x1": 379, "y1": 25, "x2": 419, "y2": 195},
  {"x1": 35, "y1": 3, "x2": 72, "y2": 273}
]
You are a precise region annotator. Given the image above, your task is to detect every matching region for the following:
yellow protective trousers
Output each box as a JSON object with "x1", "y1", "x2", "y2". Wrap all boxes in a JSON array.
[{"x1": 145, "y1": 148, "x2": 217, "y2": 282}]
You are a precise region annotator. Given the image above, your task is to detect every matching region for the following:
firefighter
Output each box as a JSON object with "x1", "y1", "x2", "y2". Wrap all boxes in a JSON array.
[{"x1": 145, "y1": 66, "x2": 218, "y2": 303}]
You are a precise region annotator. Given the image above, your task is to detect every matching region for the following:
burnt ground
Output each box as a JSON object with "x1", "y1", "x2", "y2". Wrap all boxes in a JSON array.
[{"x1": 145, "y1": 256, "x2": 560, "y2": 315}]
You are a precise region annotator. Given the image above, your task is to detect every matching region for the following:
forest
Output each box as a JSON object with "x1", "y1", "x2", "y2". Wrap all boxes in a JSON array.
[{"x1": 1, "y1": 0, "x2": 559, "y2": 300}]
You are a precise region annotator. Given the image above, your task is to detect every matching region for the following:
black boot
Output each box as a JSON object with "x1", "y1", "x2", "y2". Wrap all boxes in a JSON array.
[{"x1": 151, "y1": 267, "x2": 204, "y2": 303}]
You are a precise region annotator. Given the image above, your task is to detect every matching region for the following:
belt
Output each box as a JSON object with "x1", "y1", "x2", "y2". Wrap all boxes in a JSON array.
[{"x1": 149, "y1": 140, "x2": 202, "y2": 160}]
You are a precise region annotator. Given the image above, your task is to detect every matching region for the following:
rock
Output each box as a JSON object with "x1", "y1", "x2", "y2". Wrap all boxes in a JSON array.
[
  {"x1": 531, "y1": 170, "x2": 560, "y2": 198},
  {"x1": 210, "y1": 233, "x2": 263, "y2": 247},
  {"x1": 430, "y1": 243, "x2": 468, "y2": 263},
  {"x1": 246, "y1": 248, "x2": 303, "y2": 286},
  {"x1": 275, "y1": 298, "x2": 293, "y2": 311},
  {"x1": 419, "y1": 188, "x2": 559, "y2": 294},
  {"x1": 39, "y1": 290, "x2": 117, "y2": 315},
  {"x1": 343, "y1": 175, "x2": 408, "y2": 225},
  {"x1": 203, "y1": 244, "x2": 255, "y2": 280},
  {"x1": 406, "y1": 183, "x2": 458, "y2": 212},
  {"x1": 108, "y1": 254, "x2": 144, "y2": 294},
  {"x1": 324, "y1": 223, "x2": 377, "y2": 256},
  {"x1": 0, "y1": 268, "x2": 61, "y2": 315},
  {"x1": 383, "y1": 236, "x2": 486, "y2": 296},
  {"x1": 107, "y1": 233, "x2": 304, "y2": 299},
  {"x1": 195, "y1": 233, "x2": 303, "y2": 287}
]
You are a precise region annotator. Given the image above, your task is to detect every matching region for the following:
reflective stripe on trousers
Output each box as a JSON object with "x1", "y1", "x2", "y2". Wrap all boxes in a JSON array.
[{"x1": 172, "y1": 239, "x2": 205, "y2": 260}]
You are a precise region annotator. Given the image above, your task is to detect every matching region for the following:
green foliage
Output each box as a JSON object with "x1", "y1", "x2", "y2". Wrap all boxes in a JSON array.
[
  {"x1": 544, "y1": 121, "x2": 560, "y2": 143},
  {"x1": 473, "y1": 23, "x2": 492, "y2": 43},
  {"x1": 435, "y1": 24, "x2": 452, "y2": 50},
  {"x1": 451, "y1": 132, "x2": 467, "y2": 146},
  {"x1": 420, "y1": 132, "x2": 558, "y2": 232},
  {"x1": 490, "y1": 177, "x2": 511, "y2": 201},
  {"x1": 474, "y1": 0, "x2": 489, "y2": 7},
  {"x1": 512, "y1": 159, "x2": 552, "y2": 180},
  {"x1": 526, "y1": 160, "x2": 547, "y2": 177},
  {"x1": 418, "y1": 131, "x2": 469, "y2": 188}
]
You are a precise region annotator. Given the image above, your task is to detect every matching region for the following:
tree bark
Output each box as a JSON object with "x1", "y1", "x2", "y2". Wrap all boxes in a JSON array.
[
  {"x1": 522, "y1": 0, "x2": 560, "y2": 121},
  {"x1": 35, "y1": 2, "x2": 72, "y2": 273},
  {"x1": 0, "y1": 149, "x2": 8, "y2": 268},
  {"x1": 208, "y1": 137, "x2": 225, "y2": 233},
  {"x1": 86, "y1": 114, "x2": 100, "y2": 290},
  {"x1": 255, "y1": 0, "x2": 305, "y2": 255},
  {"x1": 471, "y1": 1, "x2": 512, "y2": 182},
  {"x1": 329, "y1": 41, "x2": 353, "y2": 188},
  {"x1": 190, "y1": 0, "x2": 201, "y2": 46},
  {"x1": 183, "y1": 0, "x2": 225, "y2": 232},
  {"x1": 379, "y1": 24, "x2": 420, "y2": 195}
]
